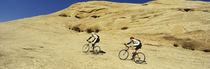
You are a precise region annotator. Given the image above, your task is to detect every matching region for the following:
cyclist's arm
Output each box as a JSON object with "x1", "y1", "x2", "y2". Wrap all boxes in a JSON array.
[
  {"x1": 127, "y1": 41, "x2": 132, "y2": 45},
  {"x1": 87, "y1": 36, "x2": 92, "y2": 41}
]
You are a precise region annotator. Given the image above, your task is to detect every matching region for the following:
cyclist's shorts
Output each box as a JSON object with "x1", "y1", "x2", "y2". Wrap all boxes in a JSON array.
[
  {"x1": 135, "y1": 45, "x2": 142, "y2": 50},
  {"x1": 95, "y1": 38, "x2": 100, "y2": 43}
]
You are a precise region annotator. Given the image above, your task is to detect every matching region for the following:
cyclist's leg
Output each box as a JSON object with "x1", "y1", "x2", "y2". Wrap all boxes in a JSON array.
[
  {"x1": 132, "y1": 45, "x2": 140, "y2": 59},
  {"x1": 89, "y1": 43, "x2": 95, "y2": 52},
  {"x1": 92, "y1": 43, "x2": 96, "y2": 49},
  {"x1": 92, "y1": 39, "x2": 99, "y2": 50}
]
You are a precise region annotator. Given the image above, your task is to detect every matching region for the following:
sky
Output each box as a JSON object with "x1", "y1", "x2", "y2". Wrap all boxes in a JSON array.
[{"x1": 0, "y1": 0, "x2": 209, "y2": 22}]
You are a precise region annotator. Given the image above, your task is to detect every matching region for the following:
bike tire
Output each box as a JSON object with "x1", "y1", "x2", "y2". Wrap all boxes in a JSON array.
[
  {"x1": 82, "y1": 44, "x2": 90, "y2": 53},
  {"x1": 118, "y1": 49, "x2": 129, "y2": 60},
  {"x1": 93, "y1": 46, "x2": 101, "y2": 54},
  {"x1": 134, "y1": 52, "x2": 146, "y2": 64}
]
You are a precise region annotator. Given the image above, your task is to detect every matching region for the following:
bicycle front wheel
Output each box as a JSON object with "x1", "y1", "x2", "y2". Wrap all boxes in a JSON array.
[
  {"x1": 134, "y1": 52, "x2": 146, "y2": 64},
  {"x1": 82, "y1": 44, "x2": 90, "y2": 53},
  {"x1": 118, "y1": 49, "x2": 129, "y2": 60}
]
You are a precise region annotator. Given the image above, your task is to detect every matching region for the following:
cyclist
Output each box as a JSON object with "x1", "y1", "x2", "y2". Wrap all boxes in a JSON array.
[
  {"x1": 126, "y1": 36, "x2": 142, "y2": 60},
  {"x1": 86, "y1": 32, "x2": 100, "y2": 51}
]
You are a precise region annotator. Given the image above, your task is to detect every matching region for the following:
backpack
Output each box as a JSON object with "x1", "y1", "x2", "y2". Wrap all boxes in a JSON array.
[
  {"x1": 136, "y1": 39, "x2": 142, "y2": 46},
  {"x1": 96, "y1": 35, "x2": 100, "y2": 42}
]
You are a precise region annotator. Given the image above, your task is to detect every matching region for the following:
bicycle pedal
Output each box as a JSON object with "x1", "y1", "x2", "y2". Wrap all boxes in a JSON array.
[{"x1": 130, "y1": 58, "x2": 134, "y2": 60}]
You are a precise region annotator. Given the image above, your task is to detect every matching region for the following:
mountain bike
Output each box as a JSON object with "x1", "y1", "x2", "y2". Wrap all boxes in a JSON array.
[
  {"x1": 82, "y1": 41, "x2": 101, "y2": 54},
  {"x1": 118, "y1": 43, "x2": 146, "y2": 64}
]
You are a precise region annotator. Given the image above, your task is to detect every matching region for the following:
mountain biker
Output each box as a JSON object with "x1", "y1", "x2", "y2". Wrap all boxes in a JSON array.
[
  {"x1": 86, "y1": 32, "x2": 100, "y2": 51},
  {"x1": 126, "y1": 36, "x2": 142, "y2": 60}
]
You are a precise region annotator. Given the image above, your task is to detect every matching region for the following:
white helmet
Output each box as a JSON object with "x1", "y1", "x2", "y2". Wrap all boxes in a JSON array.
[{"x1": 91, "y1": 32, "x2": 95, "y2": 35}]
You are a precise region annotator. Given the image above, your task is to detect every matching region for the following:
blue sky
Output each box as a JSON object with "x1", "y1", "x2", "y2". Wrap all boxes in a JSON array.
[{"x1": 0, "y1": 0, "x2": 209, "y2": 22}]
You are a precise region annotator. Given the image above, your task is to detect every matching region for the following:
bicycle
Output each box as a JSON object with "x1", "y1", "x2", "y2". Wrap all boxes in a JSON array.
[
  {"x1": 118, "y1": 43, "x2": 146, "y2": 64},
  {"x1": 82, "y1": 41, "x2": 101, "y2": 54}
]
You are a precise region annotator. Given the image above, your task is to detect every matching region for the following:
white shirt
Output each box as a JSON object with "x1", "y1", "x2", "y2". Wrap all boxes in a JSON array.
[{"x1": 132, "y1": 39, "x2": 140, "y2": 46}]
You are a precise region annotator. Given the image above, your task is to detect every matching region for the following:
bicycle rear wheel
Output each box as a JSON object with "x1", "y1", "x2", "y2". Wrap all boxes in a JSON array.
[
  {"x1": 118, "y1": 49, "x2": 129, "y2": 60},
  {"x1": 93, "y1": 46, "x2": 101, "y2": 54},
  {"x1": 134, "y1": 52, "x2": 146, "y2": 64},
  {"x1": 82, "y1": 44, "x2": 90, "y2": 53}
]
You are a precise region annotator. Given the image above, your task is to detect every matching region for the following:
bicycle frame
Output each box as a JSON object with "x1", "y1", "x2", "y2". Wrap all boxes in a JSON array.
[
  {"x1": 119, "y1": 44, "x2": 146, "y2": 64},
  {"x1": 84, "y1": 41, "x2": 101, "y2": 54},
  {"x1": 124, "y1": 44, "x2": 140, "y2": 58},
  {"x1": 124, "y1": 44, "x2": 135, "y2": 51},
  {"x1": 86, "y1": 41, "x2": 93, "y2": 47}
]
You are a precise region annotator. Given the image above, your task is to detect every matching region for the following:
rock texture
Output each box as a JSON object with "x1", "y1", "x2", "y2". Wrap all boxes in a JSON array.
[{"x1": 52, "y1": 0, "x2": 210, "y2": 51}]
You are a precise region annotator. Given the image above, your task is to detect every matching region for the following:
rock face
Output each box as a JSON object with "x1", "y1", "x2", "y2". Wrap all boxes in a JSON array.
[
  {"x1": 0, "y1": 0, "x2": 210, "y2": 69},
  {"x1": 52, "y1": 0, "x2": 210, "y2": 51}
]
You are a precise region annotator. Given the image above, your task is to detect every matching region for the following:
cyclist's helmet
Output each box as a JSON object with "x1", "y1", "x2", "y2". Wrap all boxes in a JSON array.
[
  {"x1": 91, "y1": 32, "x2": 95, "y2": 35},
  {"x1": 130, "y1": 36, "x2": 134, "y2": 39}
]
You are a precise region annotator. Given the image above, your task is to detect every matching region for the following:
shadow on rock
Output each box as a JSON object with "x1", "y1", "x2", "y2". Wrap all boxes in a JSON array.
[
  {"x1": 91, "y1": 50, "x2": 106, "y2": 55},
  {"x1": 99, "y1": 50, "x2": 106, "y2": 53}
]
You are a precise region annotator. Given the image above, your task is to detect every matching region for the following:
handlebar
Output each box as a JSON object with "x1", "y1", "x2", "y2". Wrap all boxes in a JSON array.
[
  {"x1": 124, "y1": 43, "x2": 129, "y2": 48},
  {"x1": 87, "y1": 41, "x2": 92, "y2": 43}
]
